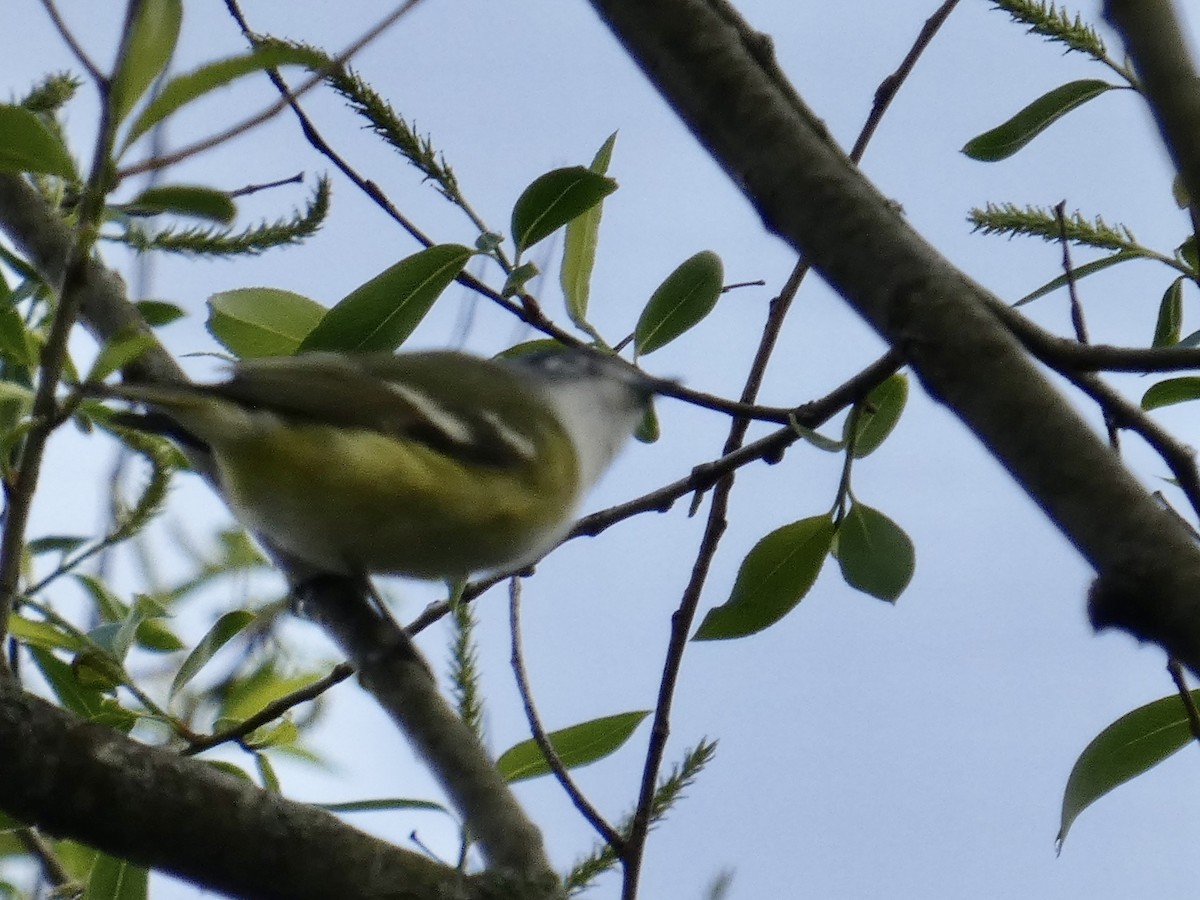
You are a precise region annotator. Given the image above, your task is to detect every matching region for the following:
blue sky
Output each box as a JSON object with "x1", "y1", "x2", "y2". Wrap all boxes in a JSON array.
[{"x1": 4, "y1": 1, "x2": 1200, "y2": 897}]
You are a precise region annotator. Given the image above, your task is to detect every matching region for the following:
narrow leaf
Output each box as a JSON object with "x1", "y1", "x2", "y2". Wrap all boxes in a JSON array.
[
  {"x1": 634, "y1": 250, "x2": 724, "y2": 355},
  {"x1": 1058, "y1": 691, "x2": 1200, "y2": 847},
  {"x1": 110, "y1": 0, "x2": 183, "y2": 124},
  {"x1": 207, "y1": 287, "x2": 326, "y2": 358},
  {"x1": 170, "y1": 609, "x2": 256, "y2": 699},
  {"x1": 512, "y1": 167, "x2": 617, "y2": 253},
  {"x1": 1152, "y1": 277, "x2": 1184, "y2": 347},
  {"x1": 1141, "y1": 376, "x2": 1200, "y2": 411},
  {"x1": 123, "y1": 44, "x2": 328, "y2": 149},
  {"x1": 27, "y1": 535, "x2": 88, "y2": 556},
  {"x1": 835, "y1": 503, "x2": 915, "y2": 602},
  {"x1": 694, "y1": 515, "x2": 835, "y2": 640},
  {"x1": 1180, "y1": 237, "x2": 1199, "y2": 271},
  {"x1": 846, "y1": 374, "x2": 908, "y2": 458},
  {"x1": 561, "y1": 132, "x2": 617, "y2": 332},
  {"x1": 87, "y1": 330, "x2": 157, "y2": 383},
  {"x1": 299, "y1": 244, "x2": 472, "y2": 353},
  {"x1": 962, "y1": 80, "x2": 1115, "y2": 162},
  {"x1": 318, "y1": 798, "x2": 449, "y2": 815},
  {"x1": 497, "y1": 710, "x2": 650, "y2": 783},
  {"x1": 1014, "y1": 250, "x2": 1142, "y2": 307},
  {"x1": 7, "y1": 614, "x2": 85, "y2": 652},
  {"x1": 255, "y1": 752, "x2": 281, "y2": 792},
  {"x1": 0, "y1": 301, "x2": 38, "y2": 366},
  {"x1": 0, "y1": 105, "x2": 76, "y2": 178},
  {"x1": 125, "y1": 185, "x2": 236, "y2": 224}
]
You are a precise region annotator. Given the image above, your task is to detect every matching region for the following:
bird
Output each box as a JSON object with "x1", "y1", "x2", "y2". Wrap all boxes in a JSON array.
[{"x1": 90, "y1": 347, "x2": 656, "y2": 581}]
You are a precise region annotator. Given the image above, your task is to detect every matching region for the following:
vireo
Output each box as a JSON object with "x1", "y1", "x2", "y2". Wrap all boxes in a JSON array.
[{"x1": 94, "y1": 348, "x2": 655, "y2": 580}]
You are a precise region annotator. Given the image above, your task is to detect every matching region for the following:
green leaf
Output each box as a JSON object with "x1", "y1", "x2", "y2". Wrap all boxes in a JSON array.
[
  {"x1": 1180, "y1": 237, "x2": 1199, "y2": 271},
  {"x1": 794, "y1": 424, "x2": 844, "y2": 453},
  {"x1": 846, "y1": 373, "x2": 908, "y2": 458},
  {"x1": 75, "y1": 573, "x2": 127, "y2": 623},
  {"x1": 962, "y1": 80, "x2": 1116, "y2": 162},
  {"x1": 109, "y1": 0, "x2": 183, "y2": 124},
  {"x1": 0, "y1": 301, "x2": 38, "y2": 366},
  {"x1": 1141, "y1": 376, "x2": 1200, "y2": 410},
  {"x1": 86, "y1": 330, "x2": 157, "y2": 384},
  {"x1": 834, "y1": 502, "x2": 915, "y2": 602},
  {"x1": 254, "y1": 751, "x2": 281, "y2": 792},
  {"x1": 89, "y1": 595, "x2": 163, "y2": 663},
  {"x1": 1014, "y1": 250, "x2": 1142, "y2": 307},
  {"x1": 219, "y1": 664, "x2": 325, "y2": 723},
  {"x1": 497, "y1": 710, "x2": 650, "y2": 783},
  {"x1": 124, "y1": 185, "x2": 236, "y2": 224},
  {"x1": 635, "y1": 402, "x2": 660, "y2": 444},
  {"x1": 634, "y1": 250, "x2": 724, "y2": 355},
  {"x1": 1153, "y1": 277, "x2": 1185, "y2": 347},
  {"x1": 135, "y1": 617, "x2": 186, "y2": 653},
  {"x1": 135, "y1": 299, "x2": 186, "y2": 327},
  {"x1": 7, "y1": 614, "x2": 85, "y2": 652},
  {"x1": 318, "y1": 797, "x2": 450, "y2": 815},
  {"x1": 694, "y1": 515, "x2": 835, "y2": 640},
  {"x1": 0, "y1": 105, "x2": 76, "y2": 178},
  {"x1": 511, "y1": 166, "x2": 617, "y2": 254},
  {"x1": 123, "y1": 44, "x2": 327, "y2": 150},
  {"x1": 561, "y1": 132, "x2": 617, "y2": 333},
  {"x1": 502, "y1": 261, "x2": 540, "y2": 299},
  {"x1": 27, "y1": 648, "x2": 136, "y2": 730},
  {"x1": 27, "y1": 535, "x2": 88, "y2": 556},
  {"x1": 203, "y1": 760, "x2": 254, "y2": 782},
  {"x1": 299, "y1": 244, "x2": 473, "y2": 353},
  {"x1": 85, "y1": 852, "x2": 148, "y2": 900},
  {"x1": 207, "y1": 287, "x2": 327, "y2": 358},
  {"x1": 170, "y1": 610, "x2": 256, "y2": 699},
  {"x1": 1058, "y1": 691, "x2": 1200, "y2": 847}
]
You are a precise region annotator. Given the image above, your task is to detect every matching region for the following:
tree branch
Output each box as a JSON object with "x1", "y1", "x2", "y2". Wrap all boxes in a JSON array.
[
  {"x1": 1105, "y1": 0, "x2": 1200, "y2": 241},
  {"x1": 0, "y1": 678, "x2": 477, "y2": 900},
  {"x1": 586, "y1": 0, "x2": 1200, "y2": 671}
]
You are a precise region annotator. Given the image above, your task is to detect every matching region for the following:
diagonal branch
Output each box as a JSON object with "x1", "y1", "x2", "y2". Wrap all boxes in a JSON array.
[
  {"x1": 0, "y1": 678, "x2": 474, "y2": 900},
  {"x1": 586, "y1": 0, "x2": 1200, "y2": 671}
]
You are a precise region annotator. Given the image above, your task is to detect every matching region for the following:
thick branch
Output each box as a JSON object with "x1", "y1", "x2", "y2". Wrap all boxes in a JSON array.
[
  {"x1": 587, "y1": 0, "x2": 1200, "y2": 670},
  {"x1": 1105, "y1": 0, "x2": 1200, "y2": 234},
  {"x1": 0, "y1": 678, "x2": 473, "y2": 900}
]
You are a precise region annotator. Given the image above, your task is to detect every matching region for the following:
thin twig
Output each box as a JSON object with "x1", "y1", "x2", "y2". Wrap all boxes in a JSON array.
[
  {"x1": 1167, "y1": 658, "x2": 1200, "y2": 743},
  {"x1": 230, "y1": 172, "x2": 305, "y2": 198},
  {"x1": 221, "y1": 0, "x2": 436, "y2": 251},
  {"x1": 1062, "y1": 369, "x2": 1200, "y2": 522},
  {"x1": 1054, "y1": 200, "x2": 1119, "y2": 449},
  {"x1": 508, "y1": 578, "x2": 625, "y2": 853},
  {"x1": 849, "y1": 0, "x2": 962, "y2": 162},
  {"x1": 15, "y1": 826, "x2": 74, "y2": 888},
  {"x1": 182, "y1": 662, "x2": 355, "y2": 756},
  {"x1": 38, "y1": 0, "x2": 105, "y2": 84},
  {"x1": 118, "y1": 1, "x2": 424, "y2": 180},
  {"x1": 0, "y1": 0, "x2": 133, "y2": 654}
]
